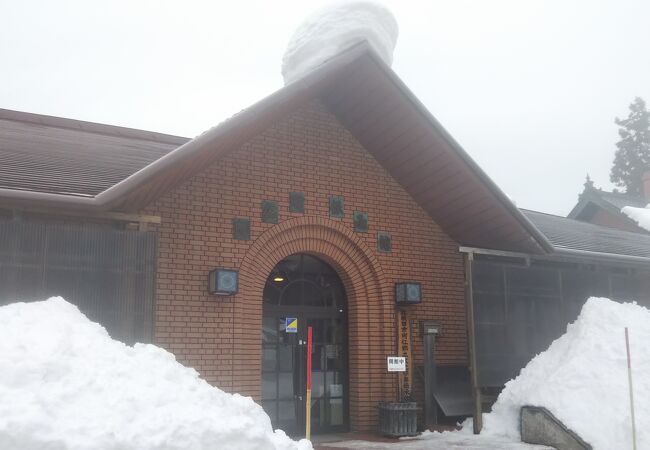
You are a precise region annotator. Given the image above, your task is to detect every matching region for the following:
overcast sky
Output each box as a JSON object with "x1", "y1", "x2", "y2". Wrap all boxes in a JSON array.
[{"x1": 2, "y1": 0, "x2": 649, "y2": 215}]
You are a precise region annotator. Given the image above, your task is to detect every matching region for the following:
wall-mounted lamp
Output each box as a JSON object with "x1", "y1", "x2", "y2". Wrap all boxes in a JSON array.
[
  {"x1": 395, "y1": 282, "x2": 422, "y2": 305},
  {"x1": 208, "y1": 268, "x2": 239, "y2": 295}
]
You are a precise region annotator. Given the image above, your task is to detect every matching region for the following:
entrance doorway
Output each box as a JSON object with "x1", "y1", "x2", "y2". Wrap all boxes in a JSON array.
[{"x1": 261, "y1": 253, "x2": 348, "y2": 436}]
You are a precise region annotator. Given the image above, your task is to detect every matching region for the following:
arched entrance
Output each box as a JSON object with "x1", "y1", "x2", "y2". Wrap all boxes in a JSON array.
[{"x1": 261, "y1": 253, "x2": 348, "y2": 436}]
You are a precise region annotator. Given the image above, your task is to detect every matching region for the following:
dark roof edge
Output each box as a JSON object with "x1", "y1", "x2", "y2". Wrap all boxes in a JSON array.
[
  {"x1": 552, "y1": 246, "x2": 650, "y2": 266},
  {"x1": 0, "y1": 188, "x2": 97, "y2": 210},
  {"x1": 366, "y1": 57, "x2": 553, "y2": 254},
  {"x1": 0, "y1": 108, "x2": 189, "y2": 145},
  {"x1": 0, "y1": 42, "x2": 379, "y2": 211},
  {"x1": 567, "y1": 189, "x2": 616, "y2": 219},
  {"x1": 0, "y1": 42, "x2": 553, "y2": 254},
  {"x1": 461, "y1": 244, "x2": 650, "y2": 267},
  {"x1": 568, "y1": 187, "x2": 645, "y2": 218}
]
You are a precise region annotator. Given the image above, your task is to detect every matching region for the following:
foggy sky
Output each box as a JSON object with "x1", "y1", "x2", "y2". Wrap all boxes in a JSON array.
[{"x1": 2, "y1": 0, "x2": 649, "y2": 215}]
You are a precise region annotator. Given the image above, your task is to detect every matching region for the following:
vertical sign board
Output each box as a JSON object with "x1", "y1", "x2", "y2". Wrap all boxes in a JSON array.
[
  {"x1": 306, "y1": 326, "x2": 313, "y2": 440},
  {"x1": 397, "y1": 309, "x2": 413, "y2": 400}
]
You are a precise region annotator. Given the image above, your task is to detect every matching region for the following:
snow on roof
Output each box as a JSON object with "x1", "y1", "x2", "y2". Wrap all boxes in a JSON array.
[
  {"x1": 622, "y1": 204, "x2": 650, "y2": 232},
  {"x1": 0, "y1": 297, "x2": 311, "y2": 450},
  {"x1": 281, "y1": 1, "x2": 398, "y2": 85},
  {"x1": 476, "y1": 297, "x2": 650, "y2": 449}
]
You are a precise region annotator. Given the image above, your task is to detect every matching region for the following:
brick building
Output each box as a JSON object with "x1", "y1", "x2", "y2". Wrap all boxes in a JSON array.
[
  {"x1": 2, "y1": 43, "x2": 650, "y2": 435},
  {"x1": 568, "y1": 176, "x2": 649, "y2": 233}
]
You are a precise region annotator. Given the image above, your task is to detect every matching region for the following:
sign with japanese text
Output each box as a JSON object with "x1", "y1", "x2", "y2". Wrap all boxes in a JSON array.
[
  {"x1": 397, "y1": 308, "x2": 413, "y2": 400},
  {"x1": 387, "y1": 356, "x2": 406, "y2": 372}
]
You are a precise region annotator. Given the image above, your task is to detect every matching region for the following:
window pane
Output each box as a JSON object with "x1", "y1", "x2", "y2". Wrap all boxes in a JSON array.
[
  {"x1": 278, "y1": 372, "x2": 294, "y2": 398},
  {"x1": 312, "y1": 371, "x2": 325, "y2": 398},
  {"x1": 303, "y1": 281, "x2": 325, "y2": 307},
  {"x1": 280, "y1": 282, "x2": 301, "y2": 306},
  {"x1": 278, "y1": 400, "x2": 297, "y2": 421},
  {"x1": 262, "y1": 347, "x2": 276, "y2": 371},
  {"x1": 325, "y1": 345, "x2": 343, "y2": 370},
  {"x1": 327, "y1": 372, "x2": 344, "y2": 397},
  {"x1": 311, "y1": 344, "x2": 325, "y2": 371},
  {"x1": 330, "y1": 398, "x2": 344, "y2": 425},
  {"x1": 262, "y1": 317, "x2": 277, "y2": 343},
  {"x1": 262, "y1": 372, "x2": 277, "y2": 400},
  {"x1": 278, "y1": 345, "x2": 294, "y2": 371},
  {"x1": 326, "y1": 319, "x2": 344, "y2": 344}
]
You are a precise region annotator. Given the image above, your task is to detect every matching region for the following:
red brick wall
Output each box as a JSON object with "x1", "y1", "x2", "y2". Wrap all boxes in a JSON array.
[
  {"x1": 590, "y1": 208, "x2": 645, "y2": 233},
  {"x1": 145, "y1": 100, "x2": 467, "y2": 431}
]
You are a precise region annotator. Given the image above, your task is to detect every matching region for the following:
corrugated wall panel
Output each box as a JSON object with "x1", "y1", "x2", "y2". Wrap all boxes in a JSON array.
[{"x1": 0, "y1": 220, "x2": 156, "y2": 344}]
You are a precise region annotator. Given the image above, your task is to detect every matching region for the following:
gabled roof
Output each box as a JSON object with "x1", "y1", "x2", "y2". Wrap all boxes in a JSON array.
[
  {"x1": 0, "y1": 108, "x2": 187, "y2": 197},
  {"x1": 524, "y1": 209, "x2": 650, "y2": 262},
  {"x1": 0, "y1": 42, "x2": 552, "y2": 254},
  {"x1": 568, "y1": 184, "x2": 646, "y2": 226}
]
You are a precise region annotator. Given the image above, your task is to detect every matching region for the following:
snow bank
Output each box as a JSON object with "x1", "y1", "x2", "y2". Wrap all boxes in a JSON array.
[
  {"x1": 479, "y1": 297, "x2": 650, "y2": 449},
  {"x1": 0, "y1": 297, "x2": 311, "y2": 450},
  {"x1": 281, "y1": 1, "x2": 398, "y2": 85},
  {"x1": 622, "y1": 204, "x2": 650, "y2": 231}
]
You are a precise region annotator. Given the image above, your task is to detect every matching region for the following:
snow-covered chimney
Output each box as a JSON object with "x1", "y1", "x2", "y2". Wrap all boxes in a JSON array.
[
  {"x1": 643, "y1": 171, "x2": 650, "y2": 201},
  {"x1": 281, "y1": 1, "x2": 398, "y2": 85}
]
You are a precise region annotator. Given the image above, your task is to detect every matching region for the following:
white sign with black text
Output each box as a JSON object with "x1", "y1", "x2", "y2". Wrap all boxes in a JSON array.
[{"x1": 387, "y1": 356, "x2": 406, "y2": 372}]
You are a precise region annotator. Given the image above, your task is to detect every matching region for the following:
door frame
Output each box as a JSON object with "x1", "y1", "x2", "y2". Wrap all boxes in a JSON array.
[{"x1": 262, "y1": 306, "x2": 349, "y2": 436}]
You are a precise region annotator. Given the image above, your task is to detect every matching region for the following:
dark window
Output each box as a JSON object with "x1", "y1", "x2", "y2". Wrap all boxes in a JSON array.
[
  {"x1": 329, "y1": 196, "x2": 344, "y2": 218},
  {"x1": 377, "y1": 231, "x2": 391, "y2": 252},
  {"x1": 232, "y1": 218, "x2": 250, "y2": 240},
  {"x1": 261, "y1": 200, "x2": 279, "y2": 224},
  {"x1": 289, "y1": 192, "x2": 305, "y2": 213},
  {"x1": 263, "y1": 254, "x2": 345, "y2": 310},
  {"x1": 353, "y1": 211, "x2": 368, "y2": 232}
]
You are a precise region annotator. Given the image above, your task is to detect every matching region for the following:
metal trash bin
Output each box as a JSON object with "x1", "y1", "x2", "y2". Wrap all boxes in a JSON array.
[{"x1": 378, "y1": 402, "x2": 418, "y2": 437}]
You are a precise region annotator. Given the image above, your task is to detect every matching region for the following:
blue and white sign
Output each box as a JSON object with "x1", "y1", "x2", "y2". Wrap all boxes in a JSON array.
[{"x1": 285, "y1": 317, "x2": 298, "y2": 333}]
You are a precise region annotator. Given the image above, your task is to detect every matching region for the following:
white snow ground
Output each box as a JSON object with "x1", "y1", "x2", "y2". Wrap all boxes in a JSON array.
[
  {"x1": 622, "y1": 204, "x2": 650, "y2": 231},
  {"x1": 281, "y1": 1, "x2": 398, "y2": 85},
  {"x1": 324, "y1": 431, "x2": 551, "y2": 449},
  {"x1": 0, "y1": 297, "x2": 311, "y2": 450}
]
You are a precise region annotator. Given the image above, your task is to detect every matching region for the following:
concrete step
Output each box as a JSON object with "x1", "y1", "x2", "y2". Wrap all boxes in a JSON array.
[{"x1": 520, "y1": 405, "x2": 592, "y2": 450}]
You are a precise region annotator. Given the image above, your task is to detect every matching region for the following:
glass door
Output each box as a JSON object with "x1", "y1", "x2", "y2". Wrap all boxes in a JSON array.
[
  {"x1": 261, "y1": 254, "x2": 349, "y2": 437},
  {"x1": 262, "y1": 315, "x2": 304, "y2": 435},
  {"x1": 304, "y1": 316, "x2": 347, "y2": 434}
]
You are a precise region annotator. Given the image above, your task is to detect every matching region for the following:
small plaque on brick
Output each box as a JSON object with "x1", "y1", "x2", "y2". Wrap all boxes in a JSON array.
[
  {"x1": 353, "y1": 211, "x2": 368, "y2": 232},
  {"x1": 233, "y1": 218, "x2": 250, "y2": 241},
  {"x1": 377, "y1": 231, "x2": 392, "y2": 252},
  {"x1": 261, "y1": 200, "x2": 278, "y2": 224},
  {"x1": 329, "y1": 196, "x2": 344, "y2": 218},
  {"x1": 289, "y1": 192, "x2": 305, "y2": 213}
]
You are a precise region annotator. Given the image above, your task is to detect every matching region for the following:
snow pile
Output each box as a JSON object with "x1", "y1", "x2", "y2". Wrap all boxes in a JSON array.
[
  {"x1": 622, "y1": 204, "x2": 650, "y2": 231},
  {"x1": 479, "y1": 297, "x2": 650, "y2": 449},
  {"x1": 281, "y1": 1, "x2": 398, "y2": 85},
  {"x1": 0, "y1": 297, "x2": 311, "y2": 450}
]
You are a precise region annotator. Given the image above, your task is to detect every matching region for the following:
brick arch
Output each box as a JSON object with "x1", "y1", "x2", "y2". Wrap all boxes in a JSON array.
[{"x1": 234, "y1": 215, "x2": 395, "y2": 431}]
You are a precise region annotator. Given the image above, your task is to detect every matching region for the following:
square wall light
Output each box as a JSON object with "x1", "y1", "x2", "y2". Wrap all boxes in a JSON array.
[
  {"x1": 209, "y1": 269, "x2": 239, "y2": 295},
  {"x1": 395, "y1": 282, "x2": 422, "y2": 305}
]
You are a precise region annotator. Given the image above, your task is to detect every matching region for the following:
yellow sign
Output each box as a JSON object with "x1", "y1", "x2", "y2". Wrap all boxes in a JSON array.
[
  {"x1": 397, "y1": 309, "x2": 413, "y2": 400},
  {"x1": 285, "y1": 317, "x2": 298, "y2": 333}
]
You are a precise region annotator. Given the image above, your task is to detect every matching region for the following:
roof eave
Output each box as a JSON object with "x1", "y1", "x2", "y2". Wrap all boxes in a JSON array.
[
  {"x1": 340, "y1": 49, "x2": 553, "y2": 254},
  {"x1": 0, "y1": 41, "x2": 554, "y2": 255}
]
